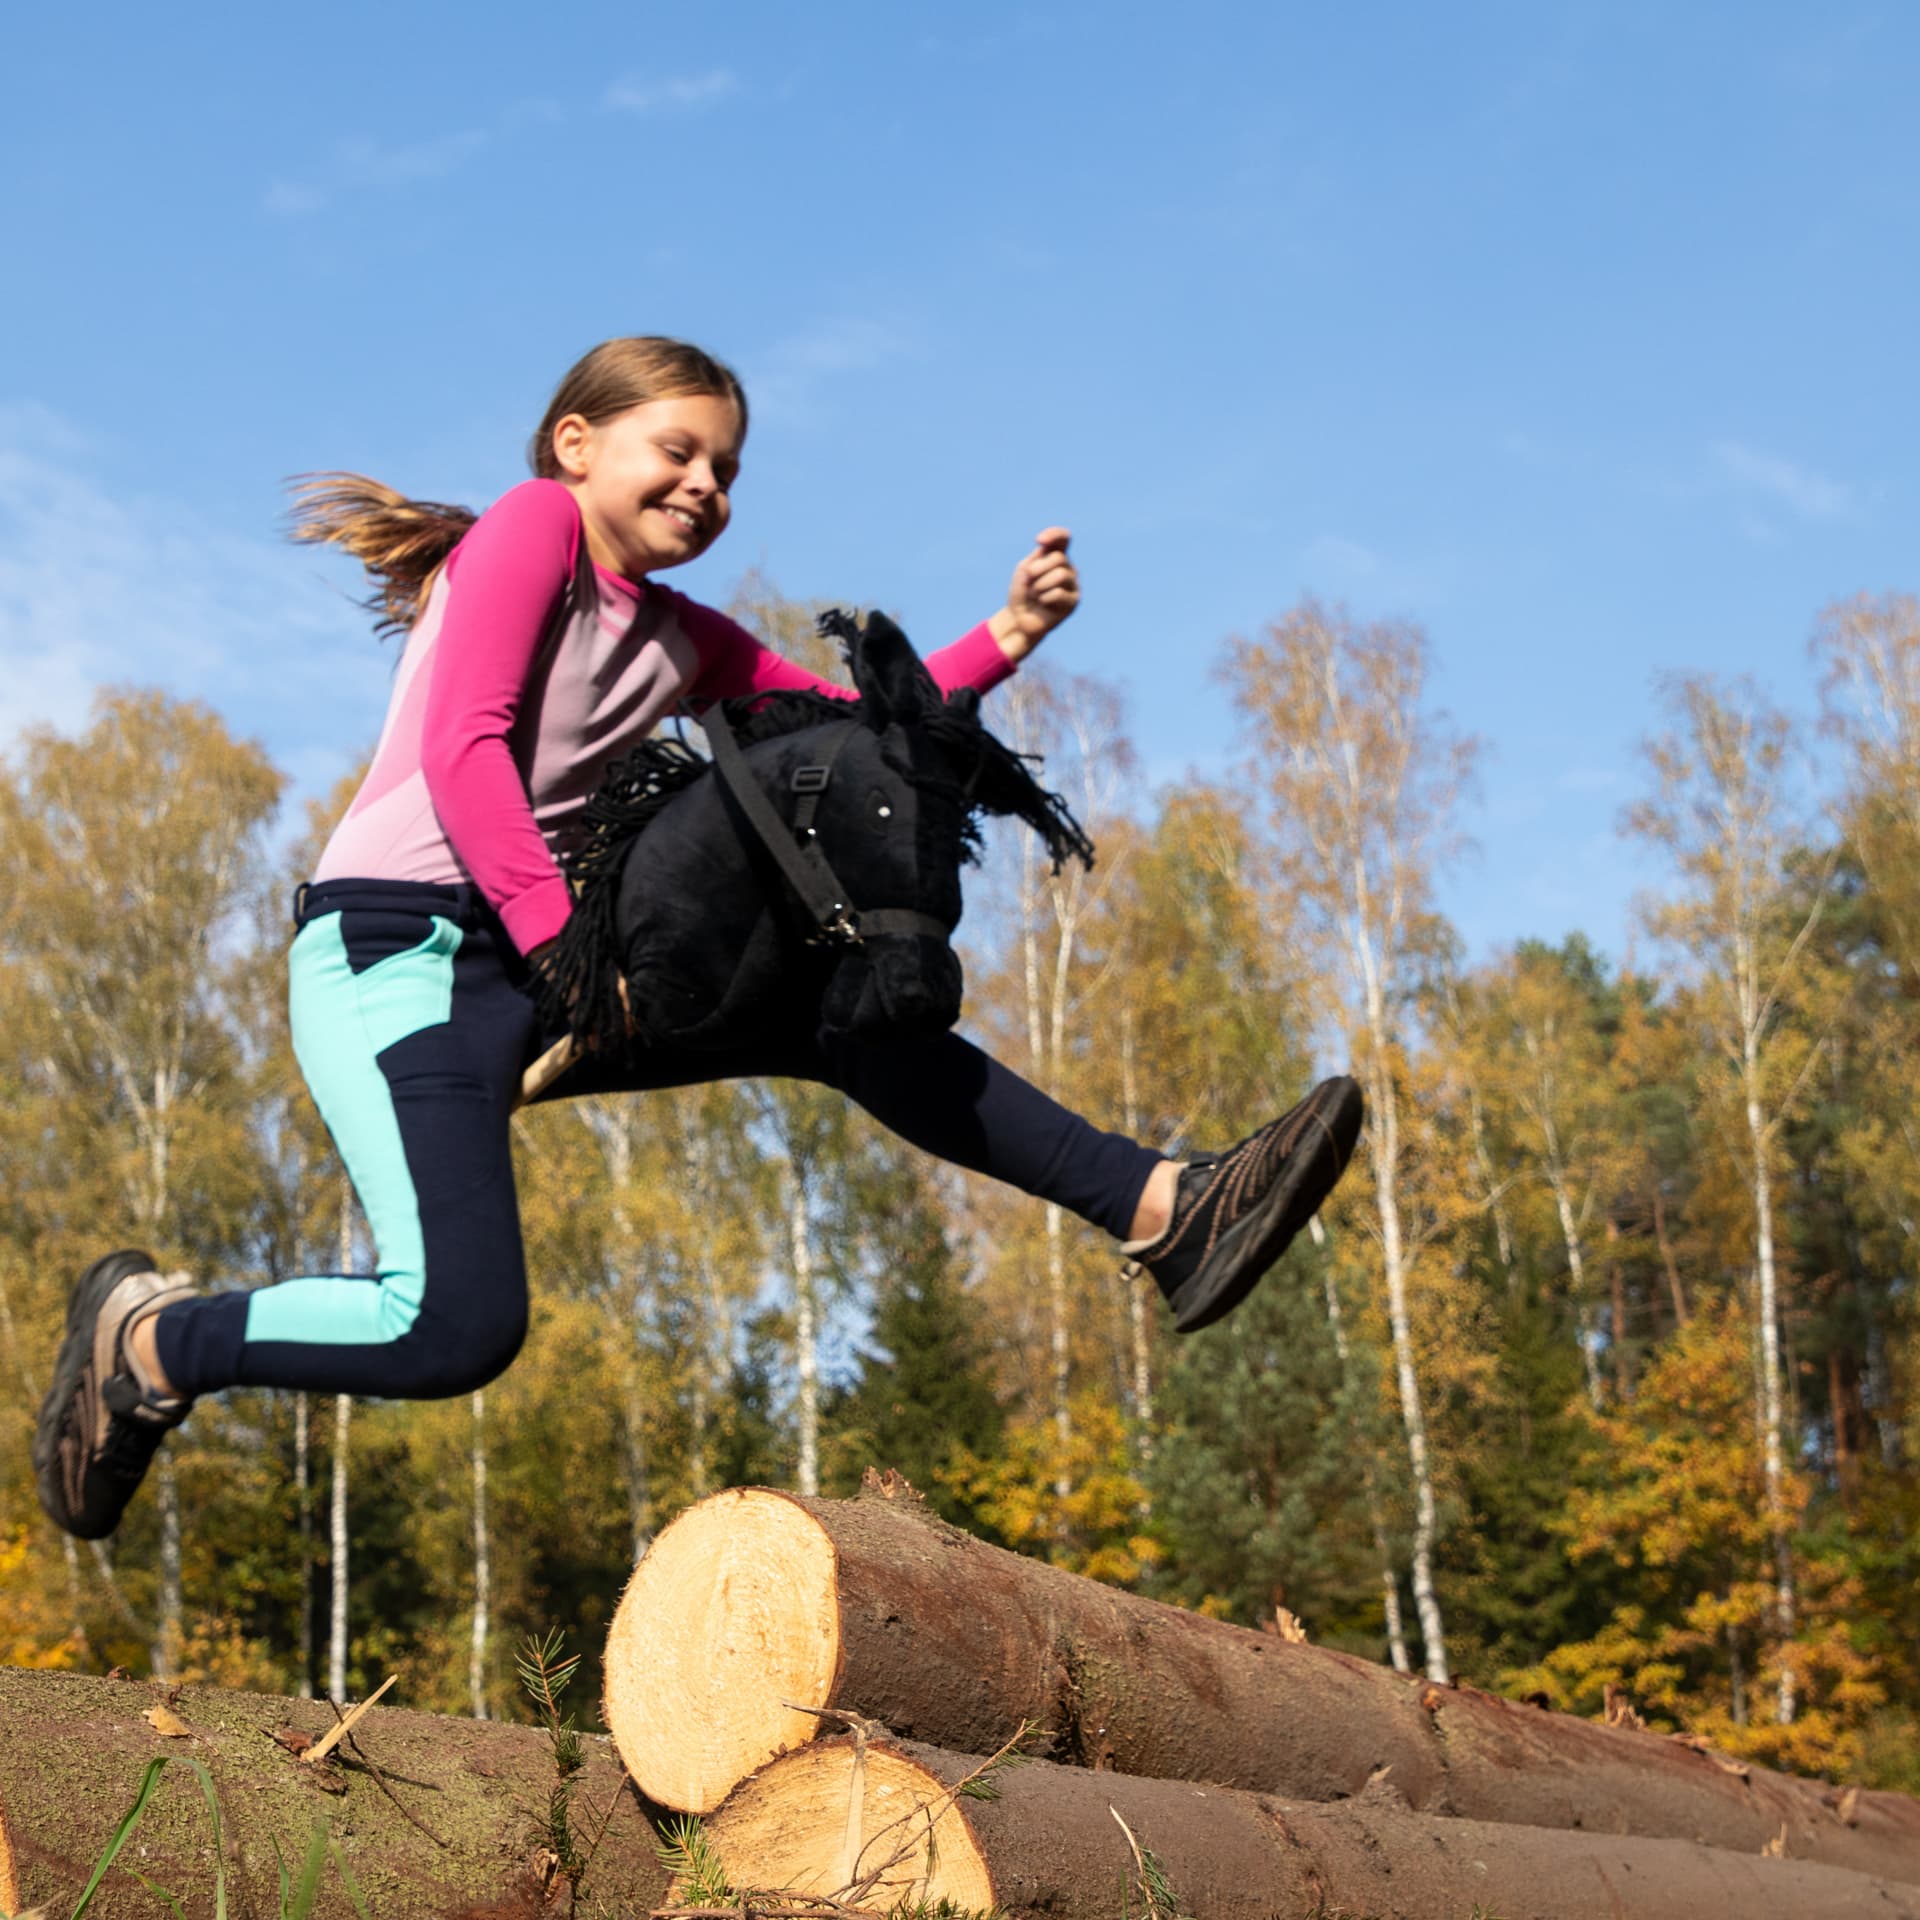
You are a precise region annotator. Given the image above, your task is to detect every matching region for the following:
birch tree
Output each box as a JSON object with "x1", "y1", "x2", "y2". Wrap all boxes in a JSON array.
[
  {"x1": 0, "y1": 690, "x2": 281, "y2": 1676},
  {"x1": 1623, "y1": 674, "x2": 1840, "y2": 1726},
  {"x1": 1221, "y1": 602, "x2": 1476, "y2": 1682}
]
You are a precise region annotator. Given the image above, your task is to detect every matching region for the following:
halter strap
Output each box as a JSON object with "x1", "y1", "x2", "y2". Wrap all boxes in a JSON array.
[{"x1": 702, "y1": 704, "x2": 950, "y2": 947}]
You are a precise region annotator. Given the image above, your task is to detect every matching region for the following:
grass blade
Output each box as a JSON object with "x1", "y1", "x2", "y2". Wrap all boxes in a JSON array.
[
  {"x1": 124, "y1": 1870, "x2": 188, "y2": 1920},
  {"x1": 69, "y1": 1757, "x2": 168, "y2": 1918},
  {"x1": 329, "y1": 1840, "x2": 372, "y2": 1920},
  {"x1": 284, "y1": 1819, "x2": 330, "y2": 1920}
]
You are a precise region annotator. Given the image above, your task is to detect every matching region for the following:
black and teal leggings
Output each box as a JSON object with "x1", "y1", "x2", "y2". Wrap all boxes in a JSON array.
[{"x1": 152, "y1": 879, "x2": 1161, "y2": 1401}]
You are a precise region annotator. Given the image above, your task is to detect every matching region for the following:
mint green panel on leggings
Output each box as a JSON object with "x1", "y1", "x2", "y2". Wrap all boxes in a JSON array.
[{"x1": 245, "y1": 912, "x2": 462, "y2": 1347}]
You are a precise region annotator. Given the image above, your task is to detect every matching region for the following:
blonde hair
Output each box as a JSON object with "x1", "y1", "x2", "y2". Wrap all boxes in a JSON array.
[{"x1": 290, "y1": 336, "x2": 748, "y2": 634}]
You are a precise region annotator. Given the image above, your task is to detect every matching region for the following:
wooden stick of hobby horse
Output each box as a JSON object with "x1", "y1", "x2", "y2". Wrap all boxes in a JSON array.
[{"x1": 517, "y1": 1035, "x2": 579, "y2": 1109}]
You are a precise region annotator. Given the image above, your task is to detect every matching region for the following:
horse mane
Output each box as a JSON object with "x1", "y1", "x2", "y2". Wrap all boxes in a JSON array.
[{"x1": 689, "y1": 615, "x2": 1096, "y2": 875}]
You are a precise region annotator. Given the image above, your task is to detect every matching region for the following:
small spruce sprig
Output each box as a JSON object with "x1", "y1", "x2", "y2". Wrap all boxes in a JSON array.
[
  {"x1": 1110, "y1": 1807, "x2": 1194, "y2": 1920},
  {"x1": 517, "y1": 1629, "x2": 589, "y2": 1898},
  {"x1": 654, "y1": 1814, "x2": 736, "y2": 1907}
]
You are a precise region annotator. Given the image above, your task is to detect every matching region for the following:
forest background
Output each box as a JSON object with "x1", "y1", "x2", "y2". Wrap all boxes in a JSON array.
[
  {"x1": 6, "y1": 0, "x2": 1920, "y2": 1800},
  {"x1": 5, "y1": 580, "x2": 1920, "y2": 1796}
]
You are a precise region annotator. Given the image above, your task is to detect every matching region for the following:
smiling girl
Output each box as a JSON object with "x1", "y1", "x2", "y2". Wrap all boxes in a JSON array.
[{"x1": 34, "y1": 335, "x2": 1360, "y2": 1542}]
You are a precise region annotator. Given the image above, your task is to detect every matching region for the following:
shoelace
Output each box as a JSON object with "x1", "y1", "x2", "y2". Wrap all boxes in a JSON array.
[{"x1": 1160, "y1": 1093, "x2": 1350, "y2": 1262}]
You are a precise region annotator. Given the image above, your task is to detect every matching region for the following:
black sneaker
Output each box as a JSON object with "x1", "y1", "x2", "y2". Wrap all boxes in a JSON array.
[
  {"x1": 1128, "y1": 1077, "x2": 1365, "y2": 1333},
  {"x1": 33, "y1": 1250, "x2": 197, "y2": 1540}
]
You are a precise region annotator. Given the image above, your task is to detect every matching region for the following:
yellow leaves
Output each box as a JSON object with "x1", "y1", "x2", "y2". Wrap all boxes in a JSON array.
[
  {"x1": 0, "y1": 1528, "x2": 82, "y2": 1672},
  {"x1": 946, "y1": 1395, "x2": 1158, "y2": 1588}
]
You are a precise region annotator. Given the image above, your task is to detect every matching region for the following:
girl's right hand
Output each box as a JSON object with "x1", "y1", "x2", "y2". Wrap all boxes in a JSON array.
[{"x1": 989, "y1": 528, "x2": 1079, "y2": 663}]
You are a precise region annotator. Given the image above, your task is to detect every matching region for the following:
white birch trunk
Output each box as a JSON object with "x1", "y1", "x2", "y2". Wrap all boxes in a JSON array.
[
  {"x1": 1017, "y1": 820, "x2": 1075, "y2": 1485},
  {"x1": 1126, "y1": 1275, "x2": 1156, "y2": 1466},
  {"x1": 1369, "y1": 1094, "x2": 1447, "y2": 1683},
  {"x1": 621, "y1": 1381, "x2": 654, "y2": 1561},
  {"x1": 329, "y1": 1390, "x2": 350, "y2": 1701},
  {"x1": 294, "y1": 1390, "x2": 314, "y2": 1698},
  {"x1": 1316, "y1": 1228, "x2": 1411, "y2": 1675},
  {"x1": 1538, "y1": 1106, "x2": 1601, "y2": 1409},
  {"x1": 1118, "y1": 1015, "x2": 1156, "y2": 1452},
  {"x1": 1463, "y1": 1077, "x2": 1518, "y2": 1292},
  {"x1": 1354, "y1": 911, "x2": 1450, "y2": 1682},
  {"x1": 1745, "y1": 1035, "x2": 1797, "y2": 1725},
  {"x1": 790, "y1": 1176, "x2": 819, "y2": 1499},
  {"x1": 150, "y1": 1458, "x2": 182, "y2": 1681},
  {"x1": 469, "y1": 1388, "x2": 491, "y2": 1719}
]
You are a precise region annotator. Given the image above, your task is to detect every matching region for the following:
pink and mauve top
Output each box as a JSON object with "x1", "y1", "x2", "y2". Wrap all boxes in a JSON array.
[{"x1": 315, "y1": 479, "x2": 1015, "y2": 955}]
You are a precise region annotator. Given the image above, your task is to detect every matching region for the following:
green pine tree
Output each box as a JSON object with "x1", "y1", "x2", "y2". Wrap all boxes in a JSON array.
[
  {"x1": 821, "y1": 1222, "x2": 1007, "y2": 1538},
  {"x1": 1146, "y1": 1245, "x2": 1394, "y2": 1652}
]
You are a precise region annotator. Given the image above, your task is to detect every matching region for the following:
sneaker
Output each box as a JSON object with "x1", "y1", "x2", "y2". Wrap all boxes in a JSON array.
[
  {"x1": 1128, "y1": 1076, "x2": 1365, "y2": 1334},
  {"x1": 33, "y1": 1250, "x2": 197, "y2": 1539}
]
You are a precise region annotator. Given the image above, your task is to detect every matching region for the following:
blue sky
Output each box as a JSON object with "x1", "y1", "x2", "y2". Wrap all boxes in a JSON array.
[{"x1": 4, "y1": 2, "x2": 1913, "y2": 962}]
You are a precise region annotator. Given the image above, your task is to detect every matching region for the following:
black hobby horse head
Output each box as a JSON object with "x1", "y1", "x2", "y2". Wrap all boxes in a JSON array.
[{"x1": 536, "y1": 610, "x2": 1095, "y2": 1058}]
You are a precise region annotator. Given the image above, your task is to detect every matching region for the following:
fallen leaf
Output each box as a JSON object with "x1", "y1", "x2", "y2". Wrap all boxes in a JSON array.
[
  {"x1": 1273, "y1": 1606, "x2": 1310, "y2": 1644},
  {"x1": 144, "y1": 1704, "x2": 192, "y2": 1738},
  {"x1": 270, "y1": 1726, "x2": 315, "y2": 1756},
  {"x1": 1835, "y1": 1786, "x2": 1861, "y2": 1827},
  {"x1": 1761, "y1": 1824, "x2": 1788, "y2": 1859}
]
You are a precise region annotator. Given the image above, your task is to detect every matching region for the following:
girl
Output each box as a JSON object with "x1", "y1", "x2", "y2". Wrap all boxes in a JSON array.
[{"x1": 35, "y1": 336, "x2": 1361, "y2": 1542}]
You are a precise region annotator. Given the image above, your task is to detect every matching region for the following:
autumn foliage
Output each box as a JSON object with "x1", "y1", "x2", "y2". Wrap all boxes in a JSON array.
[{"x1": 3, "y1": 590, "x2": 1919, "y2": 1797}]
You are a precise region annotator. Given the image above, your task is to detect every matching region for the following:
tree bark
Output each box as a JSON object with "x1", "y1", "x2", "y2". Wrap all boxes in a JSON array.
[
  {"x1": 152, "y1": 1456, "x2": 182, "y2": 1681},
  {"x1": 697, "y1": 1733, "x2": 1920, "y2": 1920},
  {"x1": 294, "y1": 1389, "x2": 314, "y2": 1699},
  {"x1": 1747, "y1": 1040, "x2": 1799, "y2": 1726},
  {"x1": 789, "y1": 1169, "x2": 819, "y2": 1498},
  {"x1": 1316, "y1": 1232, "x2": 1410, "y2": 1675},
  {"x1": 469, "y1": 1388, "x2": 491, "y2": 1720},
  {"x1": 0, "y1": 1668, "x2": 667, "y2": 1920},
  {"x1": 328, "y1": 1392, "x2": 350, "y2": 1700},
  {"x1": 602, "y1": 1485, "x2": 1920, "y2": 1885}
]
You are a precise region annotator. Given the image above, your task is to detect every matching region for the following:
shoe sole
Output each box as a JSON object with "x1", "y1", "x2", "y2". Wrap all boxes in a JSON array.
[
  {"x1": 32, "y1": 1248, "x2": 158, "y2": 1538},
  {"x1": 1168, "y1": 1077, "x2": 1364, "y2": 1334}
]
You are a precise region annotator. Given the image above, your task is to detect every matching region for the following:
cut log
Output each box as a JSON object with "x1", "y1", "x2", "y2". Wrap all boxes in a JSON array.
[
  {"x1": 0, "y1": 1667, "x2": 667, "y2": 1920},
  {"x1": 696, "y1": 1732, "x2": 1920, "y2": 1920},
  {"x1": 604, "y1": 1483, "x2": 1920, "y2": 1889}
]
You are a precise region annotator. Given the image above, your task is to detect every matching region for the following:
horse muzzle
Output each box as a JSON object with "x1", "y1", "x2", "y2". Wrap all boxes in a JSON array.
[{"x1": 820, "y1": 932, "x2": 964, "y2": 1041}]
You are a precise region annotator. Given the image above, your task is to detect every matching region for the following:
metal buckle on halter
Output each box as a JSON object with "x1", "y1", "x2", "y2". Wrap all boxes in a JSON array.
[
  {"x1": 791, "y1": 766, "x2": 831, "y2": 794},
  {"x1": 809, "y1": 905, "x2": 864, "y2": 948}
]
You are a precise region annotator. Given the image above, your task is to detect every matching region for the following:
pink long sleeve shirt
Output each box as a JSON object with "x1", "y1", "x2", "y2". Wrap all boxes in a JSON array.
[{"x1": 314, "y1": 480, "x2": 1015, "y2": 955}]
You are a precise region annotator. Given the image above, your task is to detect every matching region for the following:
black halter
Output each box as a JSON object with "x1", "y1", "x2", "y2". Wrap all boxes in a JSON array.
[{"x1": 701, "y1": 702, "x2": 952, "y2": 948}]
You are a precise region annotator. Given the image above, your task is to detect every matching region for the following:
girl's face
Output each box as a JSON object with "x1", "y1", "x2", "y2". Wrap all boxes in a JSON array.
[{"x1": 552, "y1": 393, "x2": 744, "y2": 579}]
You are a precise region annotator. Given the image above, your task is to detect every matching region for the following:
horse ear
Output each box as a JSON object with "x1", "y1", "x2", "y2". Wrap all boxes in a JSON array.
[{"x1": 849, "y1": 611, "x2": 937, "y2": 729}]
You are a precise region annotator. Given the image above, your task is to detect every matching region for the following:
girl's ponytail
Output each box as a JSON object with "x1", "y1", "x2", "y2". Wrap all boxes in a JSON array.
[{"x1": 287, "y1": 474, "x2": 477, "y2": 636}]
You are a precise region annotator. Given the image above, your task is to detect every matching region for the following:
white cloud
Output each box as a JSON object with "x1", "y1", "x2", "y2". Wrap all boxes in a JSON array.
[
  {"x1": 1713, "y1": 440, "x2": 1851, "y2": 522},
  {"x1": 264, "y1": 128, "x2": 491, "y2": 216},
  {"x1": 603, "y1": 69, "x2": 738, "y2": 114},
  {"x1": 0, "y1": 407, "x2": 385, "y2": 820},
  {"x1": 1301, "y1": 533, "x2": 1382, "y2": 581},
  {"x1": 742, "y1": 317, "x2": 913, "y2": 427}
]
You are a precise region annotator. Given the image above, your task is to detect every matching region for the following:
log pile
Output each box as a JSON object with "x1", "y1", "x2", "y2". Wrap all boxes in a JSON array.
[{"x1": 603, "y1": 1476, "x2": 1920, "y2": 1917}]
